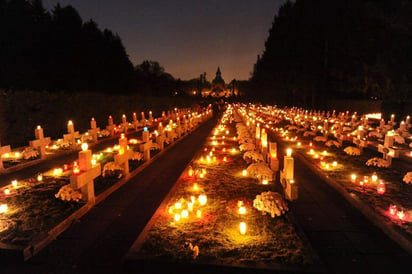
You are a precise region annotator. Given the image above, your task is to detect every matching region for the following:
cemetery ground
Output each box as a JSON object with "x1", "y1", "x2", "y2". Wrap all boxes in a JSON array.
[{"x1": 0, "y1": 105, "x2": 411, "y2": 273}]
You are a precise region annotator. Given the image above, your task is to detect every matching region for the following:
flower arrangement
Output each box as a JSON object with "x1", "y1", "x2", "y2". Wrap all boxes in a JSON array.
[
  {"x1": 286, "y1": 125, "x2": 298, "y2": 131},
  {"x1": 366, "y1": 157, "x2": 390, "y2": 168},
  {"x1": 239, "y1": 142, "x2": 255, "y2": 152},
  {"x1": 99, "y1": 129, "x2": 111, "y2": 137},
  {"x1": 243, "y1": 151, "x2": 265, "y2": 163},
  {"x1": 131, "y1": 151, "x2": 144, "y2": 161},
  {"x1": 246, "y1": 163, "x2": 273, "y2": 180},
  {"x1": 253, "y1": 191, "x2": 288, "y2": 218},
  {"x1": 313, "y1": 136, "x2": 328, "y2": 143},
  {"x1": 103, "y1": 162, "x2": 124, "y2": 177},
  {"x1": 150, "y1": 143, "x2": 160, "y2": 150},
  {"x1": 369, "y1": 131, "x2": 383, "y2": 139},
  {"x1": 325, "y1": 140, "x2": 341, "y2": 148},
  {"x1": 23, "y1": 147, "x2": 39, "y2": 160},
  {"x1": 303, "y1": 131, "x2": 316, "y2": 137},
  {"x1": 403, "y1": 172, "x2": 412, "y2": 184},
  {"x1": 55, "y1": 139, "x2": 71, "y2": 149},
  {"x1": 55, "y1": 184, "x2": 82, "y2": 202},
  {"x1": 394, "y1": 135, "x2": 405, "y2": 144},
  {"x1": 344, "y1": 146, "x2": 361, "y2": 156}
]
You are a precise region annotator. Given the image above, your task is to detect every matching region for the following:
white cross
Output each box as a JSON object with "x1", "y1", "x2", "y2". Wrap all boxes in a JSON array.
[
  {"x1": 88, "y1": 118, "x2": 100, "y2": 142},
  {"x1": 114, "y1": 135, "x2": 132, "y2": 175},
  {"x1": 29, "y1": 126, "x2": 51, "y2": 158},
  {"x1": 0, "y1": 145, "x2": 11, "y2": 169},
  {"x1": 70, "y1": 148, "x2": 101, "y2": 204},
  {"x1": 377, "y1": 132, "x2": 399, "y2": 166}
]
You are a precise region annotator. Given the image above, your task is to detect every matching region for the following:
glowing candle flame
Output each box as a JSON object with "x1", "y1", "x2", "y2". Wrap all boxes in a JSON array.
[{"x1": 239, "y1": 222, "x2": 247, "y2": 235}]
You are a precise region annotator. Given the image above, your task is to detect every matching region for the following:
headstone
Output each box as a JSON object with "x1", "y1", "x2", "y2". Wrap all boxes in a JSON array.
[
  {"x1": 268, "y1": 142, "x2": 279, "y2": 172},
  {"x1": 280, "y1": 149, "x2": 298, "y2": 201},
  {"x1": 63, "y1": 120, "x2": 80, "y2": 146},
  {"x1": 29, "y1": 125, "x2": 51, "y2": 158},
  {"x1": 148, "y1": 111, "x2": 154, "y2": 125},
  {"x1": 70, "y1": 144, "x2": 101, "y2": 204},
  {"x1": 0, "y1": 144, "x2": 11, "y2": 170},
  {"x1": 114, "y1": 134, "x2": 131, "y2": 175},
  {"x1": 121, "y1": 114, "x2": 129, "y2": 133},
  {"x1": 132, "y1": 112, "x2": 140, "y2": 130},
  {"x1": 140, "y1": 112, "x2": 146, "y2": 127},
  {"x1": 377, "y1": 131, "x2": 399, "y2": 166},
  {"x1": 87, "y1": 118, "x2": 100, "y2": 142},
  {"x1": 106, "y1": 115, "x2": 115, "y2": 136}
]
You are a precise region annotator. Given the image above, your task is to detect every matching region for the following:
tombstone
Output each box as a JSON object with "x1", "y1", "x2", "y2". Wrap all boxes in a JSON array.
[
  {"x1": 255, "y1": 124, "x2": 261, "y2": 149},
  {"x1": 142, "y1": 127, "x2": 150, "y2": 143},
  {"x1": 280, "y1": 149, "x2": 298, "y2": 201},
  {"x1": 63, "y1": 120, "x2": 80, "y2": 146},
  {"x1": 166, "y1": 126, "x2": 176, "y2": 144},
  {"x1": 70, "y1": 144, "x2": 101, "y2": 204},
  {"x1": 29, "y1": 125, "x2": 51, "y2": 158},
  {"x1": 158, "y1": 122, "x2": 164, "y2": 137},
  {"x1": 139, "y1": 139, "x2": 151, "y2": 162},
  {"x1": 389, "y1": 114, "x2": 396, "y2": 128},
  {"x1": 114, "y1": 134, "x2": 131, "y2": 175},
  {"x1": 377, "y1": 132, "x2": 399, "y2": 166},
  {"x1": 106, "y1": 115, "x2": 115, "y2": 136},
  {"x1": 268, "y1": 142, "x2": 279, "y2": 172},
  {"x1": 175, "y1": 118, "x2": 182, "y2": 138},
  {"x1": 132, "y1": 112, "x2": 140, "y2": 130},
  {"x1": 156, "y1": 134, "x2": 165, "y2": 150},
  {"x1": 87, "y1": 118, "x2": 100, "y2": 143},
  {"x1": 121, "y1": 114, "x2": 129, "y2": 133},
  {"x1": 140, "y1": 112, "x2": 146, "y2": 127},
  {"x1": 261, "y1": 128, "x2": 268, "y2": 158},
  {"x1": 148, "y1": 111, "x2": 154, "y2": 125},
  {"x1": 0, "y1": 144, "x2": 11, "y2": 170}
]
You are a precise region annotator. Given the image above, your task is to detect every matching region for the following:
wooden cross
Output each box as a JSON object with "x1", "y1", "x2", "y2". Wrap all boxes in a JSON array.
[
  {"x1": 87, "y1": 118, "x2": 100, "y2": 142},
  {"x1": 114, "y1": 134, "x2": 132, "y2": 175},
  {"x1": 0, "y1": 145, "x2": 11, "y2": 169},
  {"x1": 377, "y1": 132, "x2": 399, "y2": 166},
  {"x1": 63, "y1": 120, "x2": 80, "y2": 146},
  {"x1": 70, "y1": 146, "x2": 101, "y2": 204},
  {"x1": 140, "y1": 111, "x2": 146, "y2": 127},
  {"x1": 121, "y1": 114, "x2": 129, "y2": 133},
  {"x1": 106, "y1": 115, "x2": 115, "y2": 136},
  {"x1": 139, "y1": 140, "x2": 152, "y2": 162},
  {"x1": 132, "y1": 112, "x2": 140, "y2": 130},
  {"x1": 29, "y1": 125, "x2": 51, "y2": 158},
  {"x1": 156, "y1": 135, "x2": 165, "y2": 150}
]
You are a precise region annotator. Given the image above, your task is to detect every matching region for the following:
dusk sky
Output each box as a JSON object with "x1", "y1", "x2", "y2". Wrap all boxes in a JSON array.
[{"x1": 43, "y1": 0, "x2": 286, "y2": 81}]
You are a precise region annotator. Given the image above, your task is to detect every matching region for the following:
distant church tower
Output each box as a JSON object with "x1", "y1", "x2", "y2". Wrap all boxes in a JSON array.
[{"x1": 211, "y1": 66, "x2": 226, "y2": 96}]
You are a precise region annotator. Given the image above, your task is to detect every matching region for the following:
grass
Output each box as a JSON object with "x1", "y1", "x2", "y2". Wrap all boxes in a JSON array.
[{"x1": 135, "y1": 120, "x2": 316, "y2": 269}]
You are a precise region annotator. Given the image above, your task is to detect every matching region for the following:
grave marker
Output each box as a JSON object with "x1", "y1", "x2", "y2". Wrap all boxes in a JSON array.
[
  {"x1": 63, "y1": 120, "x2": 80, "y2": 147},
  {"x1": 70, "y1": 143, "x2": 101, "y2": 204},
  {"x1": 87, "y1": 118, "x2": 100, "y2": 142},
  {"x1": 0, "y1": 144, "x2": 11, "y2": 170},
  {"x1": 29, "y1": 125, "x2": 51, "y2": 158}
]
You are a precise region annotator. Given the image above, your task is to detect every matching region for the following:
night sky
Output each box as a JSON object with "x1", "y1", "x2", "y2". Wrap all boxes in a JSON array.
[{"x1": 43, "y1": 0, "x2": 286, "y2": 81}]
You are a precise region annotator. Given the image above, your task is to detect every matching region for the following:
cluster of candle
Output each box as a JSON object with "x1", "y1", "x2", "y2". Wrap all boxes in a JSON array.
[
  {"x1": 168, "y1": 193, "x2": 207, "y2": 222},
  {"x1": 389, "y1": 204, "x2": 406, "y2": 220},
  {"x1": 350, "y1": 173, "x2": 386, "y2": 194}
]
